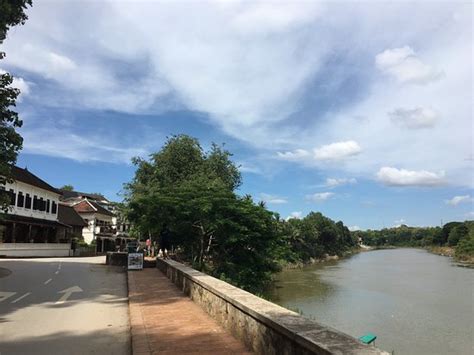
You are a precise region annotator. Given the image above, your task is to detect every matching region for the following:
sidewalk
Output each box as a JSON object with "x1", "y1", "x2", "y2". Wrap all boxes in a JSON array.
[{"x1": 128, "y1": 268, "x2": 252, "y2": 355}]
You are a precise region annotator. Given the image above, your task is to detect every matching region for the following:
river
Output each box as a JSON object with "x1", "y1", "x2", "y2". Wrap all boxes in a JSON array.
[{"x1": 268, "y1": 248, "x2": 473, "y2": 355}]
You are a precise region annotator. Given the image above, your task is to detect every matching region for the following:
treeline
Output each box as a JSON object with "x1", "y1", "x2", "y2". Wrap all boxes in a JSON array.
[
  {"x1": 124, "y1": 135, "x2": 358, "y2": 293},
  {"x1": 353, "y1": 221, "x2": 474, "y2": 261},
  {"x1": 279, "y1": 213, "x2": 357, "y2": 264}
]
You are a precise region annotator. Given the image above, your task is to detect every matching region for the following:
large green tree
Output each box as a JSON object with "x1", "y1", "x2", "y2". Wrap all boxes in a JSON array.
[
  {"x1": 0, "y1": 0, "x2": 32, "y2": 210},
  {"x1": 126, "y1": 135, "x2": 279, "y2": 293}
]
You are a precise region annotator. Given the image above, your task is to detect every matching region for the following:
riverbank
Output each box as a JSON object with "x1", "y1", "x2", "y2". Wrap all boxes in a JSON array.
[
  {"x1": 427, "y1": 245, "x2": 474, "y2": 266},
  {"x1": 280, "y1": 247, "x2": 362, "y2": 269}
]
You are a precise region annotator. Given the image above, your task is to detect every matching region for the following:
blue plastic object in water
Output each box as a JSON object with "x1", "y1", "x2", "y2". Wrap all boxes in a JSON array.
[{"x1": 359, "y1": 333, "x2": 377, "y2": 344}]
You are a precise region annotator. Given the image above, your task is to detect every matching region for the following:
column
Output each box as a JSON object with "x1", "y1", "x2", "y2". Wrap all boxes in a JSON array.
[{"x1": 12, "y1": 223, "x2": 16, "y2": 243}]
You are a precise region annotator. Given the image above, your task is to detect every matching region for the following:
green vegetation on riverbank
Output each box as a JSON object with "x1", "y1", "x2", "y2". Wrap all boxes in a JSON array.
[
  {"x1": 353, "y1": 221, "x2": 474, "y2": 264},
  {"x1": 125, "y1": 135, "x2": 358, "y2": 293}
]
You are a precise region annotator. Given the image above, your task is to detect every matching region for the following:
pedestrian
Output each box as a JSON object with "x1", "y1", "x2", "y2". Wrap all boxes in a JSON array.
[
  {"x1": 146, "y1": 237, "x2": 151, "y2": 256},
  {"x1": 71, "y1": 238, "x2": 77, "y2": 257},
  {"x1": 159, "y1": 223, "x2": 171, "y2": 259}
]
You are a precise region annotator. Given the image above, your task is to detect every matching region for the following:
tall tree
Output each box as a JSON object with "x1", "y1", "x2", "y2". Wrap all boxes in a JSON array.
[
  {"x1": 125, "y1": 135, "x2": 281, "y2": 293},
  {"x1": 0, "y1": 0, "x2": 33, "y2": 210}
]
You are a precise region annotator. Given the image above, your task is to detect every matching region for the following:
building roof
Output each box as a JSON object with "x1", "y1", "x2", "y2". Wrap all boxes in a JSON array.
[
  {"x1": 4, "y1": 214, "x2": 70, "y2": 228},
  {"x1": 72, "y1": 199, "x2": 115, "y2": 217},
  {"x1": 11, "y1": 166, "x2": 60, "y2": 195},
  {"x1": 58, "y1": 204, "x2": 87, "y2": 227},
  {"x1": 59, "y1": 189, "x2": 109, "y2": 202}
]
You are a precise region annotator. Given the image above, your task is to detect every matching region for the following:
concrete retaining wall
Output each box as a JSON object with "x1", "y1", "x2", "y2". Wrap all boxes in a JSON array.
[
  {"x1": 157, "y1": 259, "x2": 388, "y2": 355},
  {"x1": 0, "y1": 243, "x2": 71, "y2": 257},
  {"x1": 106, "y1": 251, "x2": 128, "y2": 266}
]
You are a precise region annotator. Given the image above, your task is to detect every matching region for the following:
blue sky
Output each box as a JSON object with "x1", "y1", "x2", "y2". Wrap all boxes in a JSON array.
[{"x1": 1, "y1": 0, "x2": 472, "y2": 230}]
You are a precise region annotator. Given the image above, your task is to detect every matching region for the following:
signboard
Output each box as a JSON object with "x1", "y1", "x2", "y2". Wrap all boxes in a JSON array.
[{"x1": 128, "y1": 252, "x2": 144, "y2": 270}]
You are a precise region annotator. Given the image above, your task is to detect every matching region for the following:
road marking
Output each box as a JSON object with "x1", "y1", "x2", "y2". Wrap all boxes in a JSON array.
[
  {"x1": 0, "y1": 291, "x2": 17, "y2": 303},
  {"x1": 56, "y1": 286, "x2": 83, "y2": 304},
  {"x1": 44, "y1": 278, "x2": 52, "y2": 285},
  {"x1": 55, "y1": 271, "x2": 59, "y2": 274},
  {"x1": 11, "y1": 292, "x2": 31, "y2": 304},
  {"x1": 58, "y1": 262, "x2": 62, "y2": 270}
]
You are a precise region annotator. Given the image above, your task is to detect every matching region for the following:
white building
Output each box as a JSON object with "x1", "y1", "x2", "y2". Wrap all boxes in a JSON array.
[
  {"x1": 60, "y1": 190, "x2": 133, "y2": 252},
  {"x1": 69, "y1": 198, "x2": 115, "y2": 246},
  {"x1": 0, "y1": 166, "x2": 72, "y2": 257}
]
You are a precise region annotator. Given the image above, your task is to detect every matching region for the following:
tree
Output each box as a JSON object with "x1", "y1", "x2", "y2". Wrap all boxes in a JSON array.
[
  {"x1": 0, "y1": 0, "x2": 33, "y2": 210},
  {"x1": 126, "y1": 135, "x2": 280, "y2": 293},
  {"x1": 278, "y1": 212, "x2": 356, "y2": 264},
  {"x1": 448, "y1": 224, "x2": 468, "y2": 246},
  {"x1": 60, "y1": 184, "x2": 74, "y2": 191},
  {"x1": 455, "y1": 225, "x2": 474, "y2": 261},
  {"x1": 0, "y1": 0, "x2": 33, "y2": 41},
  {"x1": 437, "y1": 222, "x2": 462, "y2": 246}
]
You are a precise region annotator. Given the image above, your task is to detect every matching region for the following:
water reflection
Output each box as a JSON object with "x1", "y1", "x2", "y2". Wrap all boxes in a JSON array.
[{"x1": 268, "y1": 249, "x2": 473, "y2": 355}]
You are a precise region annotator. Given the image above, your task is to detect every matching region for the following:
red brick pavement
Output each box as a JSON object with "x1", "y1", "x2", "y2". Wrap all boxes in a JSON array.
[{"x1": 128, "y1": 268, "x2": 252, "y2": 355}]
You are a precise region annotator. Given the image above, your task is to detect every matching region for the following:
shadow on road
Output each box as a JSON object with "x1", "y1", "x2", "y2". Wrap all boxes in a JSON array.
[
  {"x1": 0, "y1": 257, "x2": 131, "y2": 355},
  {"x1": 0, "y1": 329, "x2": 131, "y2": 355}
]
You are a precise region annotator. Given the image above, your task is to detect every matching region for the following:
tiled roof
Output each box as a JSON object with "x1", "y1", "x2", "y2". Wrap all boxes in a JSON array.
[
  {"x1": 58, "y1": 204, "x2": 87, "y2": 227},
  {"x1": 59, "y1": 189, "x2": 108, "y2": 202},
  {"x1": 11, "y1": 166, "x2": 60, "y2": 194},
  {"x1": 73, "y1": 199, "x2": 115, "y2": 217}
]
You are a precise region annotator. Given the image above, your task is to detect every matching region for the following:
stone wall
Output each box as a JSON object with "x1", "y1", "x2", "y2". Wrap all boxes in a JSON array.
[
  {"x1": 0, "y1": 243, "x2": 71, "y2": 257},
  {"x1": 157, "y1": 259, "x2": 388, "y2": 355}
]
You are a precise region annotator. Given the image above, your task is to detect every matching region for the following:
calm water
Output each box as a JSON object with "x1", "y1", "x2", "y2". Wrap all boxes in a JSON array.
[{"x1": 268, "y1": 249, "x2": 473, "y2": 355}]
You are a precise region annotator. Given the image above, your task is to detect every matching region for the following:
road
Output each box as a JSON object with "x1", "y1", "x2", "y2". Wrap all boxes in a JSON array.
[{"x1": 0, "y1": 256, "x2": 130, "y2": 355}]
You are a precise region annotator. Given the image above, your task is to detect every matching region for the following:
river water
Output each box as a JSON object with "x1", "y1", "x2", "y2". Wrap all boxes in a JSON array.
[{"x1": 268, "y1": 248, "x2": 473, "y2": 355}]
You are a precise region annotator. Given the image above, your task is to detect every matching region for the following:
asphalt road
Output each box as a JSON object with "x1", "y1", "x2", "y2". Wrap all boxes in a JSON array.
[{"x1": 0, "y1": 256, "x2": 130, "y2": 355}]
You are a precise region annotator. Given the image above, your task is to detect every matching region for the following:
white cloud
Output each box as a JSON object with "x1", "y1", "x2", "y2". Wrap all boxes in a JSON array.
[
  {"x1": 0, "y1": 1, "x2": 471, "y2": 188},
  {"x1": 376, "y1": 46, "x2": 443, "y2": 85},
  {"x1": 348, "y1": 225, "x2": 361, "y2": 231},
  {"x1": 260, "y1": 193, "x2": 288, "y2": 204},
  {"x1": 229, "y1": 2, "x2": 322, "y2": 34},
  {"x1": 445, "y1": 195, "x2": 473, "y2": 206},
  {"x1": 376, "y1": 167, "x2": 445, "y2": 187},
  {"x1": 306, "y1": 192, "x2": 334, "y2": 202},
  {"x1": 21, "y1": 127, "x2": 150, "y2": 164},
  {"x1": 389, "y1": 107, "x2": 438, "y2": 129},
  {"x1": 12, "y1": 77, "x2": 30, "y2": 97},
  {"x1": 276, "y1": 149, "x2": 310, "y2": 161},
  {"x1": 237, "y1": 161, "x2": 262, "y2": 174},
  {"x1": 314, "y1": 141, "x2": 362, "y2": 161},
  {"x1": 325, "y1": 177, "x2": 357, "y2": 187},
  {"x1": 393, "y1": 218, "x2": 407, "y2": 227},
  {"x1": 286, "y1": 211, "x2": 303, "y2": 220},
  {"x1": 0, "y1": 68, "x2": 30, "y2": 101}
]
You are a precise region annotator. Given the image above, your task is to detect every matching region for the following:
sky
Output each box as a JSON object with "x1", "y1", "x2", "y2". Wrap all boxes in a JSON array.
[{"x1": 1, "y1": 0, "x2": 472, "y2": 230}]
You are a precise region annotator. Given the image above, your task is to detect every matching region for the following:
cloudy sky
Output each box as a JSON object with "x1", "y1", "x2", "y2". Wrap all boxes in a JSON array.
[{"x1": 1, "y1": 0, "x2": 472, "y2": 229}]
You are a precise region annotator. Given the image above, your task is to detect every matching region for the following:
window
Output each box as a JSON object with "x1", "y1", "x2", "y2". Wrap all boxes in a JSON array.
[
  {"x1": 46, "y1": 199, "x2": 50, "y2": 213},
  {"x1": 33, "y1": 195, "x2": 38, "y2": 210},
  {"x1": 17, "y1": 191, "x2": 24, "y2": 208},
  {"x1": 51, "y1": 201, "x2": 57, "y2": 214},
  {"x1": 9, "y1": 189, "x2": 16, "y2": 206},
  {"x1": 39, "y1": 198, "x2": 45, "y2": 212},
  {"x1": 25, "y1": 194, "x2": 32, "y2": 209}
]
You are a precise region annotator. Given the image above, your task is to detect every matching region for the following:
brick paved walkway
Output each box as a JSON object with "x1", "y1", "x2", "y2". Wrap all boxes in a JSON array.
[{"x1": 128, "y1": 268, "x2": 252, "y2": 355}]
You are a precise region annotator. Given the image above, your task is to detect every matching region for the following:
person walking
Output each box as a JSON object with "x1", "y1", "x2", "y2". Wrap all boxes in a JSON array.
[
  {"x1": 71, "y1": 238, "x2": 77, "y2": 257},
  {"x1": 146, "y1": 237, "x2": 151, "y2": 256},
  {"x1": 159, "y1": 223, "x2": 171, "y2": 259}
]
